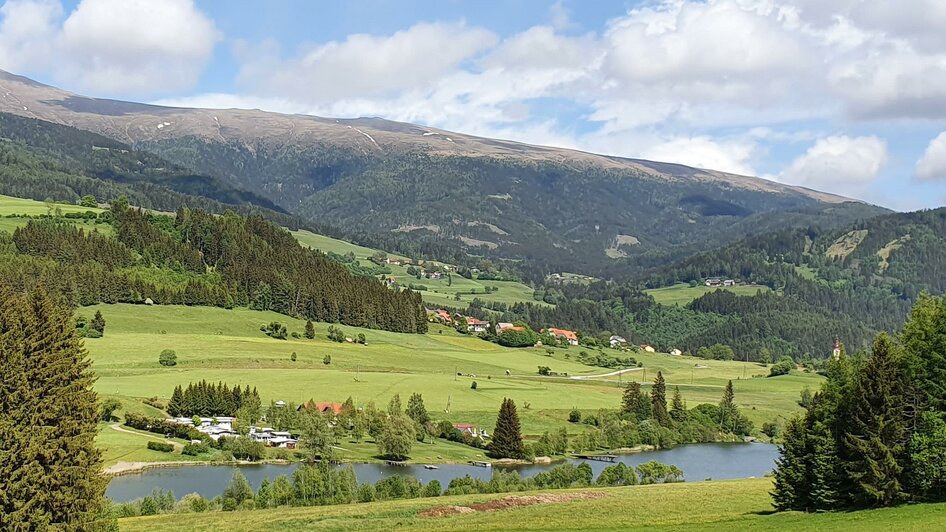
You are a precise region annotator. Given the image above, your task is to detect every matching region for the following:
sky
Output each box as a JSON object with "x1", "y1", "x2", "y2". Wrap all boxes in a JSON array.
[{"x1": 1, "y1": 0, "x2": 946, "y2": 211}]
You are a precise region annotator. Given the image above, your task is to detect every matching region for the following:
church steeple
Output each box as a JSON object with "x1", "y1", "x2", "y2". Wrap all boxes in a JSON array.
[{"x1": 832, "y1": 337, "x2": 842, "y2": 360}]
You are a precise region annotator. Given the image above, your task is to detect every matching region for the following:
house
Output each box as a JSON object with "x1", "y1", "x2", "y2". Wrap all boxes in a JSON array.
[
  {"x1": 723, "y1": 279, "x2": 736, "y2": 287},
  {"x1": 497, "y1": 322, "x2": 525, "y2": 333},
  {"x1": 428, "y1": 309, "x2": 453, "y2": 324},
  {"x1": 670, "y1": 348, "x2": 683, "y2": 356},
  {"x1": 168, "y1": 417, "x2": 237, "y2": 441},
  {"x1": 465, "y1": 317, "x2": 489, "y2": 334},
  {"x1": 705, "y1": 278, "x2": 723, "y2": 287},
  {"x1": 640, "y1": 344, "x2": 656, "y2": 353},
  {"x1": 453, "y1": 423, "x2": 489, "y2": 438},
  {"x1": 299, "y1": 401, "x2": 344, "y2": 415},
  {"x1": 609, "y1": 335, "x2": 627, "y2": 348},
  {"x1": 546, "y1": 328, "x2": 579, "y2": 346},
  {"x1": 250, "y1": 427, "x2": 298, "y2": 448}
]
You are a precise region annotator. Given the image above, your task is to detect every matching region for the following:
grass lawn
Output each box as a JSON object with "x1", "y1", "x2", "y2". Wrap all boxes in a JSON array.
[
  {"x1": 119, "y1": 477, "x2": 946, "y2": 531},
  {"x1": 292, "y1": 229, "x2": 546, "y2": 308},
  {"x1": 86, "y1": 304, "x2": 821, "y2": 467},
  {"x1": 646, "y1": 283, "x2": 771, "y2": 306}
]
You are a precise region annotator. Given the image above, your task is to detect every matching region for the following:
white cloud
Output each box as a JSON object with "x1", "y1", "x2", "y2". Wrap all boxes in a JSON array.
[
  {"x1": 780, "y1": 135, "x2": 888, "y2": 192},
  {"x1": 637, "y1": 136, "x2": 757, "y2": 175},
  {"x1": 0, "y1": 0, "x2": 61, "y2": 72},
  {"x1": 0, "y1": 0, "x2": 219, "y2": 95},
  {"x1": 237, "y1": 22, "x2": 497, "y2": 102},
  {"x1": 916, "y1": 132, "x2": 946, "y2": 181}
]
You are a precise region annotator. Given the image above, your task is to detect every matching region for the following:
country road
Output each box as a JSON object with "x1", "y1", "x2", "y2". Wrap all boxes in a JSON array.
[{"x1": 569, "y1": 367, "x2": 644, "y2": 380}]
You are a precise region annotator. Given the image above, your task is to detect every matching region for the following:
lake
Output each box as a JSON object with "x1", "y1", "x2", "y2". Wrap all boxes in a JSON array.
[{"x1": 106, "y1": 442, "x2": 779, "y2": 502}]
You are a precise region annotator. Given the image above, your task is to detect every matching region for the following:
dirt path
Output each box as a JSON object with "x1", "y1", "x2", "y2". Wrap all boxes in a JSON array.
[
  {"x1": 420, "y1": 492, "x2": 608, "y2": 517},
  {"x1": 569, "y1": 367, "x2": 643, "y2": 380}
]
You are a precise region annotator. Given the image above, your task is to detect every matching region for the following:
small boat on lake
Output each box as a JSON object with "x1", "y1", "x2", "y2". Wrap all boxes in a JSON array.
[{"x1": 424, "y1": 465, "x2": 438, "y2": 470}]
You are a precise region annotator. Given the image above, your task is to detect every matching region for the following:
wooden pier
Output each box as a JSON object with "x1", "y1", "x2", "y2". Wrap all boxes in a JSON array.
[
  {"x1": 572, "y1": 454, "x2": 618, "y2": 463},
  {"x1": 469, "y1": 460, "x2": 492, "y2": 468},
  {"x1": 385, "y1": 460, "x2": 408, "y2": 467}
]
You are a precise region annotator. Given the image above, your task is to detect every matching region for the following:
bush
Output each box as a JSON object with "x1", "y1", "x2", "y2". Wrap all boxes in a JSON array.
[
  {"x1": 147, "y1": 441, "x2": 174, "y2": 453},
  {"x1": 158, "y1": 349, "x2": 177, "y2": 367},
  {"x1": 762, "y1": 422, "x2": 779, "y2": 438},
  {"x1": 568, "y1": 408, "x2": 582, "y2": 423},
  {"x1": 538, "y1": 366, "x2": 552, "y2": 376},
  {"x1": 261, "y1": 322, "x2": 288, "y2": 340},
  {"x1": 323, "y1": 355, "x2": 332, "y2": 365},
  {"x1": 290, "y1": 352, "x2": 297, "y2": 362},
  {"x1": 470, "y1": 381, "x2": 478, "y2": 390},
  {"x1": 182, "y1": 441, "x2": 210, "y2": 456},
  {"x1": 769, "y1": 356, "x2": 795, "y2": 377}
]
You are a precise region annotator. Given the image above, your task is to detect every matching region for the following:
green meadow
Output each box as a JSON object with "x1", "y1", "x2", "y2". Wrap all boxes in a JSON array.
[
  {"x1": 293, "y1": 229, "x2": 547, "y2": 308},
  {"x1": 120, "y1": 477, "x2": 946, "y2": 531},
  {"x1": 84, "y1": 303, "x2": 821, "y2": 467},
  {"x1": 645, "y1": 283, "x2": 771, "y2": 306},
  {"x1": 0, "y1": 194, "x2": 108, "y2": 234}
]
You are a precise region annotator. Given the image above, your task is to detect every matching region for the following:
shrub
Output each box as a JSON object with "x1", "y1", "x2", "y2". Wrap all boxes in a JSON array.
[
  {"x1": 290, "y1": 352, "x2": 297, "y2": 362},
  {"x1": 323, "y1": 355, "x2": 332, "y2": 365},
  {"x1": 568, "y1": 408, "x2": 582, "y2": 423},
  {"x1": 538, "y1": 366, "x2": 552, "y2": 376},
  {"x1": 261, "y1": 322, "x2": 288, "y2": 340},
  {"x1": 769, "y1": 356, "x2": 795, "y2": 377},
  {"x1": 147, "y1": 441, "x2": 174, "y2": 453},
  {"x1": 470, "y1": 381, "x2": 478, "y2": 390},
  {"x1": 182, "y1": 441, "x2": 210, "y2": 456},
  {"x1": 158, "y1": 349, "x2": 177, "y2": 367}
]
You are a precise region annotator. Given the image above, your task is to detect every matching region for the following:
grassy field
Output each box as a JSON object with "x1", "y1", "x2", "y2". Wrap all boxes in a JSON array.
[
  {"x1": 85, "y1": 304, "x2": 821, "y2": 467},
  {"x1": 293, "y1": 229, "x2": 546, "y2": 308},
  {"x1": 119, "y1": 477, "x2": 946, "y2": 531},
  {"x1": 0, "y1": 194, "x2": 107, "y2": 234},
  {"x1": 646, "y1": 284, "x2": 771, "y2": 306}
]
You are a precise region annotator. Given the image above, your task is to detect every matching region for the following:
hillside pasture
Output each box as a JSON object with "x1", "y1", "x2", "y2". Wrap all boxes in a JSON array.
[{"x1": 645, "y1": 284, "x2": 771, "y2": 306}]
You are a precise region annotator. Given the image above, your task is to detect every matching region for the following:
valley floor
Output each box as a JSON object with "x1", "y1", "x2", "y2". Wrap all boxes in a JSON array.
[{"x1": 119, "y1": 477, "x2": 946, "y2": 531}]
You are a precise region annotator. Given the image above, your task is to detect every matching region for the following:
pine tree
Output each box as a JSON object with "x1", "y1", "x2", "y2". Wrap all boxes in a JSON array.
[
  {"x1": 772, "y1": 416, "x2": 810, "y2": 511},
  {"x1": 719, "y1": 380, "x2": 736, "y2": 432},
  {"x1": 490, "y1": 398, "x2": 525, "y2": 459},
  {"x1": 843, "y1": 333, "x2": 909, "y2": 507},
  {"x1": 168, "y1": 385, "x2": 185, "y2": 417},
  {"x1": 0, "y1": 285, "x2": 108, "y2": 528},
  {"x1": 621, "y1": 382, "x2": 650, "y2": 420},
  {"x1": 90, "y1": 310, "x2": 106, "y2": 335},
  {"x1": 651, "y1": 372, "x2": 670, "y2": 427},
  {"x1": 304, "y1": 319, "x2": 315, "y2": 340},
  {"x1": 670, "y1": 386, "x2": 687, "y2": 422}
]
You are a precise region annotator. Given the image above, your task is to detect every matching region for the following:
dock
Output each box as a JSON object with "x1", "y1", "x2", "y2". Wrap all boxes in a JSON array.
[
  {"x1": 385, "y1": 460, "x2": 408, "y2": 467},
  {"x1": 424, "y1": 464, "x2": 439, "y2": 470},
  {"x1": 573, "y1": 454, "x2": 618, "y2": 463},
  {"x1": 469, "y1": 460, "x2": 492, "y2": 468}
]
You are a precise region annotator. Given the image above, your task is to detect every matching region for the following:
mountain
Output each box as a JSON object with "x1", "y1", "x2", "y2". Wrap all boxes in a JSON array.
[{"x1": 0, "y1": 70, "x2": 889, "y2": 277}]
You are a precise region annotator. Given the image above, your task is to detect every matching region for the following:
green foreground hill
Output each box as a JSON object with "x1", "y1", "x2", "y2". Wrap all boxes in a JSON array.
[{"x1": 120, "y1": 477, "x2": 946, "y2": 531}]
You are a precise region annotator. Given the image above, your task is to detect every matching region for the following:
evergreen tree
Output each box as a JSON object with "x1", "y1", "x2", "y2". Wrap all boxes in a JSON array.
[
  {"x1": 90, "y1": 310, "x2": 106, "y2": 335},
  {"x1": 621, "y1": 382, "x2": 650, "y2": 421},
  {"x1": 651, "y1": 372, "x2": 670, "y2": 427},
  {"x1": 304, "y1": 319, "x2": 315, "y2": 340},
  {"x1": 168, "y1": 385, "x2": 185, "y2": 417},
  {"x1": 490, "y1": 398, "x2": 525, "y2": 459},
  {"x1": 772, "y1": 416, "x2": 810, "y2": 511},
  {"x1": 719, "y1": 380, "x2": 736, "y2": 431},
  {"x1": 843, "y1": 333, "x2": 909, "y2": 507},
  {"x1": 901, "y1": 293, "x2": 946, "y2": 413},
  {"x1": 0, "y1": 285, "x2": 107, "y2": 528},
  {"x1": 670, "y1": 386, "x2": 687, "y2": 422}
]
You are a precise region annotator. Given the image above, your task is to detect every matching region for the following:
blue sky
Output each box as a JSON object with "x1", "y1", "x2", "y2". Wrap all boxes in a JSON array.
[{"x1": 2, "y1": 0, "x2": 946, "y2": 211}]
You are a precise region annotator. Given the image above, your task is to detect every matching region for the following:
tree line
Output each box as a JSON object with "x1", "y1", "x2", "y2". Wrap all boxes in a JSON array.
[{"x1": 772, "y1": 293, "x2": 946, "y2": 510}]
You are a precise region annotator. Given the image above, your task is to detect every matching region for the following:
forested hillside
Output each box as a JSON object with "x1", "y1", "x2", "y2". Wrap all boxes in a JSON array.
[
  {"x1": 2, "y1": 202, "x2": 427, "y2": 333},
  {"x1": 0, "y1": 70, "x2": 889, "y2": 279}
]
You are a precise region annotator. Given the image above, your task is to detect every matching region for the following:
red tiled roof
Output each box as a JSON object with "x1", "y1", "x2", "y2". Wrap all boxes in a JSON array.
[
  {"x1": 547, "y1": 328, "x2": 578, "y2": 340},
  {"x1": 301, "y1": 401, "x2": 343, "y2": 414},
  {"x1": 453, "y1": 423, "x2": 477, "y2": 429}
]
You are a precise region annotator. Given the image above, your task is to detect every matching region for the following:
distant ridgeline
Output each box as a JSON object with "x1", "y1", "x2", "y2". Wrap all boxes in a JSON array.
[{"x1": 3, "y1": 204, "x2": 427, "y2": 333}]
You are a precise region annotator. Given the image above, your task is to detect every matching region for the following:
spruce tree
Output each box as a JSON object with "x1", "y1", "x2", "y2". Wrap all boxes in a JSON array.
[
  {"x1": 168, "y1": 385, "x2": 185, "y2": 417},
  {"x1": 304, "y1": 319, "x2": 315, "y2": 340},
  {"x1": 0, "y1": 286, "x2": 107, "y2": 528},
  {"x1": 772, "y1": 416, "x2": 810, "y2": 511},
  {"x1": 387, "y1": 394, "x2": 402, "y2": 416},
  {"x1": 90, "y1": 310, "x2": 106, "y2": 335},
  {"x1": 621, "y1": 382, "x2": 650, "y2": 420},
  {"x1": 670, "y1": 386, "x2": 687, "y2": 422},
  {"x1": 651, "y1": 372, "x2": 670, "y2": 427},
  {"x1": 719, "y1": 380, "x2": 736, "y2": 432},
  {"x1": 490, "y1": 398, "x2": 525, "y2": 459},
  {"x1": 843, "y1": 333, "x2": 909, "y2": 507}
]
